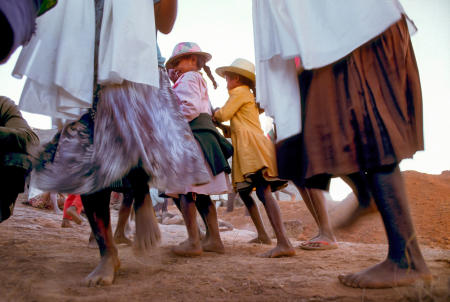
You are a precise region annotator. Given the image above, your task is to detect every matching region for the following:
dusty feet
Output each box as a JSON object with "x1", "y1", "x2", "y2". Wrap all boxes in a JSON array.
[
  {"x1": 259, "y1": 244, "x2": 296, "y2": 258},
  {"x1": 114, "y1": 232, "x2": 132, "y2": 245},
  {"x1": 248, "y1": 235, "x2": 272, "y2": 245},
  {"x1": 133, "y1": 201, "x2": 161, "y2": 255},
  {"x1": 172, "y1": 240, "x2": 202, "y2": 257},
  {"x1": 201, "y1": 238, "x2": 225, "y2": 254},
  {"x1": 66, "y1": 206, "x2": 83, "y2": 225},
  {"x1": 299, "y1": 235, "x2": 338, "y2": 251},
  {"x1": 61, "y1": 218, "x2": 71, "y2": 228},
  {"x1": 84, "y1": 253, "x2": 120, "y2": 287},
  {"x1": 338, "y1": 259, "x2": 432, "y2": 288}
]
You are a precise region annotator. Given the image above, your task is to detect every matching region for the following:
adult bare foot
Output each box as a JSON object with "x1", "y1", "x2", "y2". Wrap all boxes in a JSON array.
[
  {"x1": 202, "y1": 238, "x2": 225, "y2": 254},
  {"x1": 248, "y1": 236, "x2": 272, "y2": 245},
  {"x1": 133, "y1": 196, "x2": 161, "y2": 254},
  {"x1": 61, "y1": 218, "x2": 71, "y2": 228},
  {"x1": 172, "y1": 240, "x2": 202, "y2": 257},
  {"x1": 338, "y1": 259, "x2": 432, "y2": 288},
  {"x1": 84, "y1": 253, "x2": 120, "y2": 287},
  {"x1": 259, "y1": 245, "x2": 295, "y2": 258},
  {"x1": 66, "y1": 206, "x2": 83, "y2": 225}
]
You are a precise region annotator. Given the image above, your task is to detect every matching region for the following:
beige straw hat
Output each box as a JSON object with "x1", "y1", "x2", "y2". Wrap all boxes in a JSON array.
[{"x1": 215, "y1": 58, "x2": 255, "y2": 83}]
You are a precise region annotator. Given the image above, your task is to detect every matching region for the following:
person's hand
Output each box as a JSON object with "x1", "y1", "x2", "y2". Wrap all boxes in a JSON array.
[{"x1": 168, "y1": 69, "x2": 181, "y2": 83}]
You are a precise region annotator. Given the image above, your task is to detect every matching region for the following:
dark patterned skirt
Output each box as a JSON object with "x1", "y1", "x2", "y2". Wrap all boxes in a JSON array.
[
  {"x1": 277, "y1": 17, "x2": 423, "y2": 189},
  {"x1": 33, "y1": 68, "x2": 210, "y2": 194}
]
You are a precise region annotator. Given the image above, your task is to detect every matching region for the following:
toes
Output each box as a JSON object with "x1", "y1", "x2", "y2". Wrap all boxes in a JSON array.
[{"x1": 338, "y1": 273, "x2": 357, "y2": 287}]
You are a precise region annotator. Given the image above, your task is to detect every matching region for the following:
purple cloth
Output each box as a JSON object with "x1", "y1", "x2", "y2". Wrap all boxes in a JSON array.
[{"x1": 0, "y1": 0, "x2": 38, "y2": 63}]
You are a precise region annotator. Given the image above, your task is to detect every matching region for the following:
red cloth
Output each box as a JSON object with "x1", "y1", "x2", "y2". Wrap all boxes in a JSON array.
[{"x1": 63, "y1": 194, "x2": 83, "y2": 220}]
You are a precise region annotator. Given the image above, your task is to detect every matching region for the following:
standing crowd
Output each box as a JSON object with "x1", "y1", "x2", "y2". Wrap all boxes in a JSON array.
[{"x1": 0, "y1": 0, "x2": 431, "y2": 290}]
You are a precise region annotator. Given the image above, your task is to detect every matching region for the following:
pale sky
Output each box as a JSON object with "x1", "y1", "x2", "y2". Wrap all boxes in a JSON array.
[{"x1": 0, "y1": 0, "x2": 449, "y2": 199}]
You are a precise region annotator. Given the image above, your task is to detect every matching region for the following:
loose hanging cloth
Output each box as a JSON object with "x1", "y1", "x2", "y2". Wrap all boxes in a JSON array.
[
  {"x1": 13, "y1": 0, "x2": 159, "y2": 120},
  {"x1": 252, "y1": 0, "x2": 415, "y2": 142}
]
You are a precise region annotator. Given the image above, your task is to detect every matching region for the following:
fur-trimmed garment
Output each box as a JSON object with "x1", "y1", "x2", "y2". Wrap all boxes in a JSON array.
[{"x1": 33, "y1": 68, "x2": 210, "y2": 194}]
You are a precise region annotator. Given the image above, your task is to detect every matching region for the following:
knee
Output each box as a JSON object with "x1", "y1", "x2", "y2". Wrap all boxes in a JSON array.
[
  {"x1": 255, "y1": 187, "x2": 268, "y2": 204},
  {"x1": 239, "y1": 190, "x2": 255, "y2": 207}
]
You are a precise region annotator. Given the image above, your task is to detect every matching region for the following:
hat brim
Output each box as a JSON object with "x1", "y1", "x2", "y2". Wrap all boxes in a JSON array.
[
  {"x1": 216, "y1": 66, "x2": 255, "y2": 83},
  {"x1": 165, "y1": 51, "x2": 212, "y2": 69}
]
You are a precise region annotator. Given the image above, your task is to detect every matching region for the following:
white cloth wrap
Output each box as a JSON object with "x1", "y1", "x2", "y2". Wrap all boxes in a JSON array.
[
  {"x1": 252, "y1": 0, "x2": 414, "y2": 141},
  {"x1": 13, "y1": 0, "x2": 159, "y2": 120}
]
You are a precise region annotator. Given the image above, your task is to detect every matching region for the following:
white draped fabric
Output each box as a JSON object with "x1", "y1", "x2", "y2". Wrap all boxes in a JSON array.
[
  {"x1": 13, "y1": 0, "x2": 159, "y2": 120},
  {"x1": 252, "y1": 0, "x2": 414, "y2": 141}
]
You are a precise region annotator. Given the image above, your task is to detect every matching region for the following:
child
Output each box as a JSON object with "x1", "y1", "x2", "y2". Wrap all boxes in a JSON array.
[
  {"x1": 61, "y1": 194, "x2": 83, "y2": 227},
  {"x1": 252, "y1": 0, "x2": 430, "y2": 288},
  {"x1": 165, "y1": 42, "x2": 233, "y2": 256},
  {"x1": 213, "y1": 58, "x2": 295, "y2": 258}
]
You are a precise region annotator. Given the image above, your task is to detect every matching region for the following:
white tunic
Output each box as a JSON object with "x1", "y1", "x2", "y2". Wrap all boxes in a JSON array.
[
  {"x1": 13, "y1": 0, "x2": 159, "y2": 120},
  {"x1": 252, "y1": 0, "x2": 415, "y2": 141}
]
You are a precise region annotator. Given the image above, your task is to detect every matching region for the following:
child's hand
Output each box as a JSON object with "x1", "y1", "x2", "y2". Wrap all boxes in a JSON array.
[{"x1": 168, "y1": 69, "x2": 181, "y2": 83}]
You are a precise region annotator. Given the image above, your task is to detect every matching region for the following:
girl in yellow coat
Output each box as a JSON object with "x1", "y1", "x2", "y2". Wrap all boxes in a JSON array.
[{"x1": 214, "y1": 58, "x2": 294, "y2": 258}]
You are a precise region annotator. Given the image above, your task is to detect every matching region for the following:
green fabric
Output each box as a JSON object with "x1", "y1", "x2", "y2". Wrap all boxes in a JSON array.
[
  {"x1": 37, "y1": 0, "x2": 58, "y2": 17},
  {"x1": 0, "y1": 96, "x2": 39, "y2": 169},
  {"x1": 189, "y1": 113, "x2": 233, "y2": 176}
]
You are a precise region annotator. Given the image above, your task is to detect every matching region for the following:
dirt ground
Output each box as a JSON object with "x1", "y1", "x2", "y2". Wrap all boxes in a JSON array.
[{"x1": 0, "y1": 171, "x2": 449, "y2": 302}]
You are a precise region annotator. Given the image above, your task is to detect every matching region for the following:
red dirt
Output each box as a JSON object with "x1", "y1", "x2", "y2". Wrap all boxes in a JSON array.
[{"x1": 0, "y1": 170, "x2": 448, "y2": 301}]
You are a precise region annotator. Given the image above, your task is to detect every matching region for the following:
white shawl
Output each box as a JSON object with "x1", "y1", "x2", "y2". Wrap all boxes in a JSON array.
[
  {"x1": 13, "y1": 0, "x2": 159, "y2": 120},
  {"x1": 252, "y1": 0, "x2": 414, "y2": 141}
]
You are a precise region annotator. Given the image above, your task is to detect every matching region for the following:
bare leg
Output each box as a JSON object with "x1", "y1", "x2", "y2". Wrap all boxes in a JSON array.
[
  {"x1": 282, "y1": 188, "x2": 296, "y2": 202},
  {"x1": 172, "y1": 194, "x2": 202, "y2": 256},
  {"x1": 339, "y1": 165, "x2": 431, "y2": 288},
  {"x1": 194, "y1": 195, "x2": 210, "y2": 241},
  {"x1": 239, "y1": 189, "x2": 272, "y2": 244},
  {"x1": 332, "y1": 174, "x2": 377, "y2": 229},
  {"x1": 256, "y1": 184, "x2": 295, "y2": 258},
  {"x1": 195, "y1": 195, "x2": 225, "y2": 253},
  {"x1": 293, "y1": 184, "x2": 338, "y2": 250},
  {"x1": 50, "y1": 192, "x2": 62, "y2": 214},
  {"x1": 226, "y1": 192, "x2": 236, "y2": 212},
  {"x1": 114, "y1": 191, "x2": 133, "y2": 245},
  {"x1": 81, "y1": 189, "x2": 120, "y2": 286},
  {"x1": 173, "y1": 196, "x2": 205, "y2": 243},
  {"x1": 128, "y1": 169, "x2": 160, "y2": 254}
]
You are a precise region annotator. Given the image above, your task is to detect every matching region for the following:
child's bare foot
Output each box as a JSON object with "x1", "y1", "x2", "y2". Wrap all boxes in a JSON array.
[
  {"x1": 338, "y1": 258, "x2": 432, "y2": 288},
  {"x1": 61, "y1": 218, "x2": 71, "y2": 228},
  {"x1": 172, "y1": 240, "x2": 202, "y2": 257},
  {"x1": 202, "y1": 238, "x2": 225, "y2": 254},
  {"x1": 259, "y1": 244, "x2": 295, "y2": 258},
  {"x1": 248, "y1": 236, "x2": 272, "y2": 245},
  {"x1": 66, "y1": 206, "x2": 83, "y2": 225}
]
